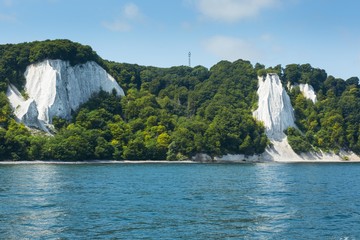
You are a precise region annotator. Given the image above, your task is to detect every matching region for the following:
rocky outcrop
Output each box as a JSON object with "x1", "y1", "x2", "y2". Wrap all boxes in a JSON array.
[
  {"x1": 253, "y1": 74, "x2": 296, "y2": 141},
  {"x1": 288, "y1": 83, "x2": 317, "y2": 103},
  {"x1": 213, "y1": 73, "x2": 298, "y2": 162},
  {"x1": 6, "y1": 84, "x2": 46, "y2": 130},
  {"x1": 7, "y1": 59, "x2": 124, "y2": 132},
  {"x1": 252, "y1": 74, "x2": 304, "y2": 161},
  {"x1": 298, "y1": 83, "x2": 317, "y2": 103}
]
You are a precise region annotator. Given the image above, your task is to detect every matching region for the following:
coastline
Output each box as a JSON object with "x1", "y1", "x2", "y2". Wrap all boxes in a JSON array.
[
  {"x1": 273, "y1": 159, "x2": 360, "y2": 163},
  {"x1": 0, "y1": 160, "x2": 198, "y2": 165},
  {"x1": 1, "y1": 158, "x2": 360, "y2": 165},
  {"x1": 1, "y1": 138, "x2": 359, "y2": 165},
  {"x1": 261, "y1": 138, "x2": 360, "y2": 163}
]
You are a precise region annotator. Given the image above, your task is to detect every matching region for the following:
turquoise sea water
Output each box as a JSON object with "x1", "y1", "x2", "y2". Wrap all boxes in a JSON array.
[{"x1": 1, "y1": 162, "x2": 360, "y2": 239}]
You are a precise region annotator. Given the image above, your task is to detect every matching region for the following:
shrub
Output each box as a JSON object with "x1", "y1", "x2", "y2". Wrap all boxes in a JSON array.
[{"x1": 284, "y1": 127, "x2": 313, "y2": 154}]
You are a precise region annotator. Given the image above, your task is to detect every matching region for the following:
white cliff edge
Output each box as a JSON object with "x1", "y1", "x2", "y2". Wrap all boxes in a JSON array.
[
  {"x1": 253, "y1": 74, "x2": 359, "y2": 162},
  {"x1": 211, "y1": 73, "x2": 298, "y2": 163},
  {"x1": 216, "y1": 74, "x2": 298, "y2": 162},
  {"x1": 288, "y1": 83, "x2": 317, "y2": 103},
  {"x1": 6, "y1": 59, "x2": 124, "y2": 132},
  {"x1": 213, "y1": 73, "x2": 359, "y2": 162},
  {"x1": 253, "y1": 74, "x2": 296, "y2": 141},
  {"x1": 299, "y1": 83, "x2": 317, "y2": 103}
]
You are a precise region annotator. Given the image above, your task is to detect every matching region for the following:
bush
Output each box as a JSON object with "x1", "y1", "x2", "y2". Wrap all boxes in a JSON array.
[
  {"x1": 257, "y1": 69, "x2": 267, "y2": 77},
  {"x1": 285, "y1": 127, "x2": 313, "y2": 154}
]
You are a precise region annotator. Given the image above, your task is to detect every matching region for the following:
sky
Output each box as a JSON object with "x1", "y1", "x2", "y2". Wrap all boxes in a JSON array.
[{"x1": 1, "y1": 0, "x2": 360, "y2": 79}]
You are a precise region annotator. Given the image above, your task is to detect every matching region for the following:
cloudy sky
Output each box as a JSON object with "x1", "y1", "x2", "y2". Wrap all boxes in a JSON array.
[{"x1": 1, "y1": 0, "x2": 360, "y2": 79}]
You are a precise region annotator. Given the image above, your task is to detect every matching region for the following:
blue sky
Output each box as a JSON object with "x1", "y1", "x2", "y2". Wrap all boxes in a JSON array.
[{"x1": 1, "y1": 0, "x2": 360, "y2": 79}]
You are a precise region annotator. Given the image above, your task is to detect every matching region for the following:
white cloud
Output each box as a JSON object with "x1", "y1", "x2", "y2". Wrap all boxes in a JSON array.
[
  {"x1": 103, "y1": 20, "x2": 132, "y2": 32},
  {"x1": 194, "y1": 0, "x2": 279, "y2": 22},
  {"x1": 204, "y1": 35, "x2": 261, "y2": 62},
  {"x1": 123, "y1": 3, "x2": 142, "y2": 20},
  {"x1": 103, "y1": 2, "x2": 143, "y2": 32}
]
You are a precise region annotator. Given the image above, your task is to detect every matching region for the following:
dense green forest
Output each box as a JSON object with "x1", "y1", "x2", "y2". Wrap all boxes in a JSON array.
[
  {"x1": 285, "y1": 64, "x2": 360, "y2": 155},
  {"x1": 0, "y1": 40, "x2": 359, "y2": 160}
]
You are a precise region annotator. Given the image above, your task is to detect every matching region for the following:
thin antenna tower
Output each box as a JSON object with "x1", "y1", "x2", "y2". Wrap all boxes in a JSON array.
[{"x1": 188, "y1": 52, "x2": 191, "y2": 67}]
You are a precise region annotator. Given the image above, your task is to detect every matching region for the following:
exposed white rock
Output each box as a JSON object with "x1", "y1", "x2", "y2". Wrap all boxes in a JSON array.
[
  {"x1": 6, "y1": 84, "x2": 46, "y2": 130},
  {"x1": 289, "y1": 83, "x2": 317, "y2": 103},
  {"x1": 265, "y1": 138, "x2": 360, "y2": 162},
  {"x1": 299, "y1": 83, "x2": 317, "y2": 103},
  {"x1": 216, "y1": 73, "x2": 298, "y2": 162},
  {"x1": 253, "y1": 74, "x2": 296, "y2": 141},
  {"x1": 7, "y1": 59, "x2": 124, "y2": 131},
  {"x1": 251, "y1": 74, "x2": 359, "y2": 162},
  {"x1": 251, "y1": 74, "x2": 304, "y2": 161},
  {"x1": 212, "y1": 74, "x2": 355, "y2": 162},
  {"x1": 262, "y1": 137, "x2": 303, "y2": 161}
]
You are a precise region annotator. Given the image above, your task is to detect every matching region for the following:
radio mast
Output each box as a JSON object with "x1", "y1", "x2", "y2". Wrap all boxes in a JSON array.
[{"x1": 188, "y1": 52, "x2": 191, "y2": 67}]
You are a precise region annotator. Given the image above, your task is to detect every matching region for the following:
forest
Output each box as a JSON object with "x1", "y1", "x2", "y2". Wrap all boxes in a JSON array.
[{"x1": 0, "y1": 40, "x2": 359, "y2": 161}]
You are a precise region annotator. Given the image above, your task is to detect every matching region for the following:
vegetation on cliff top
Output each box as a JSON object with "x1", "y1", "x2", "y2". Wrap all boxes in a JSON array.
[
  {"x1": 285, "y1": 64, "x2": 360, "y2": 154},
  {"x1": 0, "y1": 40, "x2": 359, "y2": 160},
  {"x1": 0, "y1": 39, "x2": 103, "y2": 91}
]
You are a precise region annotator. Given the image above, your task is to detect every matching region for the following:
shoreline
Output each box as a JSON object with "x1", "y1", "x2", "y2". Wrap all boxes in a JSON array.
[
  {"x1": 274, "y1": 159, "x2": 360, "y2": 163},
  {"x1": 0, "y1": 159, "x2": 360, "y2": 165},
  {"x1": 0, "y1": 160, "x2": 198, "y2": 165}
]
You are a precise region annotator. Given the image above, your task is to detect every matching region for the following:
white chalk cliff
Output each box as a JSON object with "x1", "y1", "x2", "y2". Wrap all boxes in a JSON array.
[
  {"x1": 250, "y1": 74, "x2": 357, "y2": 162},
  {"x1": 215, "y1": 73, "x2": 298, "y2": 162},
  {"x1": 299, "y1": 83, "x2": 317, "y2": 103},
  {"x1": 253, "y1": 74, "x2": 296, "y2": 141},
  {"x1": 211, "y1": 73, "x2": 359, "y2": 162},
  {"x1": 213, "y1": 74, "x2": 296, "y2": 162},
  {"x1": 251, "y1": 73, "x2": 304, "y2": 161},
  {"x1": 6, "y1": 59, "x2": 124, "y2": 132},
  {"x1": 288, "y1": 83, "x2": 317, "y2": 103}
]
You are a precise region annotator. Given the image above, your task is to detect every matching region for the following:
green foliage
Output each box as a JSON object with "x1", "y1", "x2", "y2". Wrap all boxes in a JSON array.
[
  {"x1": 2, "y1": 120, "x2": 32, "y2": 160},
  {"x1": 20, "y1": 57, "x2": 266, "y2": 161},
  {"x1": 257, "y1": 68, "x2": 267, "y2": 77},
  {"x1": 0, "y1": 39, "x2": 103, "y2": 90},
  {"x1": 0, "y1": 92, "x2": 12, "y2": 127},
  {"x1": 285, "y1": 127, "x2": 313, "y2": 154},
  {"x1": 52, "y1": 116, "x2": 68, "y2": 130},
  {"x1": 1, "y1": 39, "x2": 360, "y2": 160},
  {"x1": 287, "y1": 64, "x2": 360, "y2": 154},
  {"x1": 266, "y1": 65, "x2": 282, "y2": 76},
  {"x1": 284, "y1": 64, "x2": 327, "y2": 91}
]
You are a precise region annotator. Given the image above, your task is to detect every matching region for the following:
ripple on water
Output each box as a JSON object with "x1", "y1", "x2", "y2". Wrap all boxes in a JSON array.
[{"x1": 1, "y1": 163, "x2": 360, "y2": 239}]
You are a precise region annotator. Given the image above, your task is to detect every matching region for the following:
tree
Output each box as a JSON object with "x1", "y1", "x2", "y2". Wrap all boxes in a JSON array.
[
  {"x1": 285, "y1": 127, "x2": 313, "y2": 154},
  {"x1": 4, "y1": 120, "x2": 31, "y2": 160},
  {"x1": 284, "y1": 64, "x2": 300, "y2": 84},
  {"x1": 2, "y1": 39, "x2": 360, "y2": 161},
  {"x1": 95, "y1": 137, "x2": 114, "y2": 159}
]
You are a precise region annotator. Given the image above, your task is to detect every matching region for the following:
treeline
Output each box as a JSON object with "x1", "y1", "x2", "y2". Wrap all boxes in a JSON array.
[
  {"x1": 0, "y1": 40, "x2": 359, "y2": 160},
  {"x1": 0, "y1": 40, "x2": 267, "y2": 160}
]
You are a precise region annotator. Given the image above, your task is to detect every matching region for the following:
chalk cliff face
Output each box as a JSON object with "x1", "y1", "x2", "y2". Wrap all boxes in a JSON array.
[
  {"x1": 7, "y1": 60, "x2": 124, "y2": 132},
  {"x1": 208, "y1": 73, "x2": 299, "y2": 162},
  {"x1": 253, "y1": 74, "x2": 295, "y2": 141},
  {"x1": 298, "y1": 83, "x2": 317, "y2": 103},
  {"x1": 6, "y1": 84, "x2": 45, "y2": 130},
  {"x1": 214, "y1": 73, "x2": 357, "y2": 162}
]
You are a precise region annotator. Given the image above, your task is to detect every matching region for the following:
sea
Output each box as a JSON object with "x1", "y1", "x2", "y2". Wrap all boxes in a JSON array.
[{"x1": 0, "y1": 162, "x2": 359, "y2": 239}]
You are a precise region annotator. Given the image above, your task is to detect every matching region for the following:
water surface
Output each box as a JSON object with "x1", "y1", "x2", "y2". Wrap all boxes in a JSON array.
[{"x1": 1, "y1": 163, "x2": 359, "y2": 239}]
